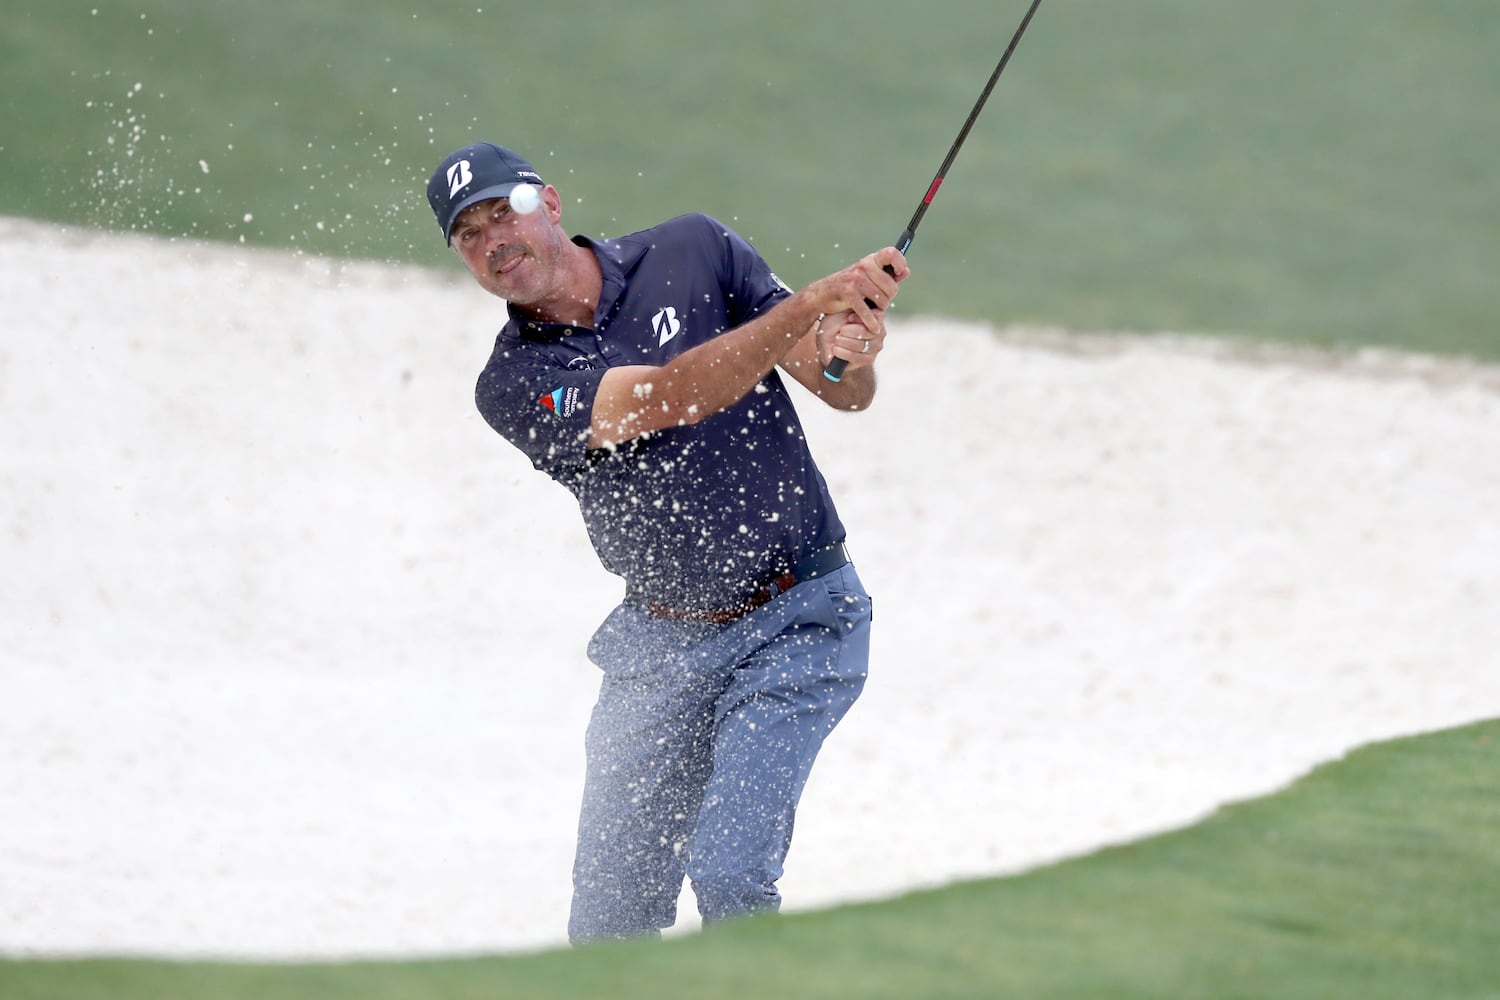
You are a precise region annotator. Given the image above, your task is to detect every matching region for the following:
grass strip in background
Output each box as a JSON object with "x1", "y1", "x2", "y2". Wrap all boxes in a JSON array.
[{"x1": 3, "y1": 0, "x2": 1498, "y2": 358}]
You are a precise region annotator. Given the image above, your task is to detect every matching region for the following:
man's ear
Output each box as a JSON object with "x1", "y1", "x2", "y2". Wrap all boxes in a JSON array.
[{"x1": 542, "y1": 184, "x2": 563, "y2": 223}]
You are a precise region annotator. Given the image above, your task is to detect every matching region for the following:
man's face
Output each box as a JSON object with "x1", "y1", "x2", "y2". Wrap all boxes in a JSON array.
[{"x1": 448, "y1": 186, "x2": 565, "y2": 305}]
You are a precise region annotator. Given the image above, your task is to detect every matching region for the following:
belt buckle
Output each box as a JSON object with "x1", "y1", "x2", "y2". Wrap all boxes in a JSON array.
[{"x1": 766, "y1": 571, "x2": 798, "y2": 600}]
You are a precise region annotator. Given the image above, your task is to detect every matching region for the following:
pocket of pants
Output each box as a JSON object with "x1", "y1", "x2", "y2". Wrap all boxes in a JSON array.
[{"x1": 813, "y1": 565, "x2": 873, "y2": 636}]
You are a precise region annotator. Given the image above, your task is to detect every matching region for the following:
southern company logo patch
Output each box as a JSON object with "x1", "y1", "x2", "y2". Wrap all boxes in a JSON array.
[{"x1": 538, "y1": 385, "x2": 582, "y2": 417}]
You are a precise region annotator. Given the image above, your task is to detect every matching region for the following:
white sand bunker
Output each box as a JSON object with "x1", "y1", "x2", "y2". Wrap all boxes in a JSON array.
[{"x1": 2, "y1": 217, "x2": 1498, "y2": 957}]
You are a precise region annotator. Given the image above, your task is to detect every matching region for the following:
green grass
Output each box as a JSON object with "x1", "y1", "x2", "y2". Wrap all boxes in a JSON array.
[
  {"x1": 4, "y1": 720, "x2": 1498, "y2": 999},
  {"x1": 3, "y1": 0, "x2": 1498, "y2": 358}
]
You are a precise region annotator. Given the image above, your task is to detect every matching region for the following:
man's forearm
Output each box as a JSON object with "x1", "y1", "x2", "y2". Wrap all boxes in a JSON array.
[
  {"x1": 812, "y1": 364, "x2": 877, "y2": 411},
  {"x1": 590, "y1": 293, "x2": 822, "y2": 446},
  {"x1": 660, "y1": 292, "x2": 822, "y2": 419},
  {"x1": 590, "y1": 249, "x2": 902, "y2": 447}
]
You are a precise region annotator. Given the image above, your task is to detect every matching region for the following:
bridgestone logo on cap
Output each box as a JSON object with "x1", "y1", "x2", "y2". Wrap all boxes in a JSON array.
[{"x1": 447, "y1": 160, "x2": 473, "y2": 197}]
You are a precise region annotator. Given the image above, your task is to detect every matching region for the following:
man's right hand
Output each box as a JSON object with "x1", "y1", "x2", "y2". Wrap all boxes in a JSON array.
[{"x1": 804, "y1": 247, "x2": 910, "y2": 334}]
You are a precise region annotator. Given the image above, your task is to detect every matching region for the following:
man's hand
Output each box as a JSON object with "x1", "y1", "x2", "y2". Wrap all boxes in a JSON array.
[
  {"x1": 815, "y1": 309, "x2": 885, "y2": 373},
  {"x1": 778, "y1": 307, "x2": 881, "y2": 411},
  {"x1": 803, "y1": 247, "x2": 909, "y2": 335}
]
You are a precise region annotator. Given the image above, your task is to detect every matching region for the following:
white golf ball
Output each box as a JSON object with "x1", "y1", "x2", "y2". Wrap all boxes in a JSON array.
[{"x1": 509, "y1": 183, "x2": 540, "y2": 215}]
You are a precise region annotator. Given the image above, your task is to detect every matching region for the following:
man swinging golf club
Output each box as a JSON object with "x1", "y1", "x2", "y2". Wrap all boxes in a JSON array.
[{"x1": 427, "y1": 141, "x2": 908, "y2": 941}]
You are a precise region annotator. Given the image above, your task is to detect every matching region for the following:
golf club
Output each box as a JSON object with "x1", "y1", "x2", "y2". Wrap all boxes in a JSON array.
[{"x1": 824, "y1": 0, "x2": 1044, "y2": 382}]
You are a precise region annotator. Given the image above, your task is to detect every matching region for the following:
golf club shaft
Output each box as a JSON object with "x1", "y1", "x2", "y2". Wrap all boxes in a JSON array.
[{"x1": 823, "y1": 0, "x2": 1044, "y2": 382}]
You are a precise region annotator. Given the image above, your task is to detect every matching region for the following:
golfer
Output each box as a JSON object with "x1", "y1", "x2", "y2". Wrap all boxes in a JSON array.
[{"x1": 426, "y1": 142, "x2": 908, "y2": 942}]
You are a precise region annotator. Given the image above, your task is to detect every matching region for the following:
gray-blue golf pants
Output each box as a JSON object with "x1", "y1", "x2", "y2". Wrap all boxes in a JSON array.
[{"x1": 568, "y1": 563, "x2": 871, "y2": 943}]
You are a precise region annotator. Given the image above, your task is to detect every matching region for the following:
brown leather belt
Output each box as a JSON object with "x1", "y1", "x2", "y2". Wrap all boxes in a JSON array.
[{"x1": 643, "y1": 543, "x2": 851, "y2": 625}]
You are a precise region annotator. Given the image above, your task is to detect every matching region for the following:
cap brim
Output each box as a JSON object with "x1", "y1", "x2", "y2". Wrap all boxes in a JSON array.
[{"x1": 443, "y1": 183, "x2": 531, "y2": 242}]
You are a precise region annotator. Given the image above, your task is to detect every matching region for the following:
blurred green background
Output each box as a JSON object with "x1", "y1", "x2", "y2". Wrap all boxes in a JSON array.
[{"x1": 4, "y1": 0, "x2": 1497, "y2": 357}]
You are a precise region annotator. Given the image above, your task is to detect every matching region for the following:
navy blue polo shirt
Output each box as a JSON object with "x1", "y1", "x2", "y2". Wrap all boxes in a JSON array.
[{"x1": 474, "y1": 213, "x2": 847, "y2": 609}]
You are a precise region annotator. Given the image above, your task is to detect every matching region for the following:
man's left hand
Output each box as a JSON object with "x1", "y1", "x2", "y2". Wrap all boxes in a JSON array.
[{"x1": 817, "y1": 309, "x2": 885, "y2": 371}]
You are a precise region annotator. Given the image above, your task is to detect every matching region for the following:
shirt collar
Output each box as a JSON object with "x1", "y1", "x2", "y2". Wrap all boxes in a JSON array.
[{"x1": 505, "y1": 232, "x2": 648, "y2": 342}]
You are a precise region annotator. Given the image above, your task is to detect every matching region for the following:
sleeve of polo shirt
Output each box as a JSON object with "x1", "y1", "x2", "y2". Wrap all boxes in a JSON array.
[
  {"x1": 706, "y1": 216, "x2": 793, "y2": 327},
  {"x1": 474, "y1": 342, "x2": 602, "y2": 482}
]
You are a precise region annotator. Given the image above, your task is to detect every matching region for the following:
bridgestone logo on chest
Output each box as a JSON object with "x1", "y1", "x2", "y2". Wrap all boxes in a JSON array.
[{"x1": 652, "y1": 306, "x2": 682, "y2": 347}]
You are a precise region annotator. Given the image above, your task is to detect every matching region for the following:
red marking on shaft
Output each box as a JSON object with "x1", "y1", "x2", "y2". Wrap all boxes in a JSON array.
[{"x1": 923, "y1": 177, "x2": 944, "y2": 204}]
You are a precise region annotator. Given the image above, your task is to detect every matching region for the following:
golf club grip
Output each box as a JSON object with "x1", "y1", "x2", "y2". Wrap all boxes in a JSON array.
[{"x1": 821, "y1": 263, "x2": 899, "y2": 383}]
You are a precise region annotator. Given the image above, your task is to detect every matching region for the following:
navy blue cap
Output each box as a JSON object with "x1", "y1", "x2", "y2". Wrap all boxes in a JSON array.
[{"x1": 427, "y1": 143, "x2": 545, "y2": 243}]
